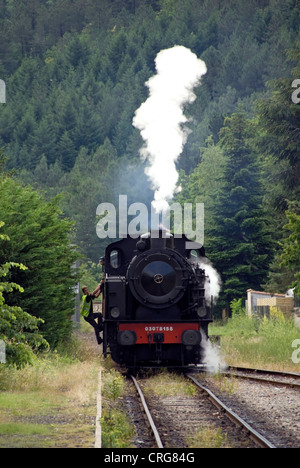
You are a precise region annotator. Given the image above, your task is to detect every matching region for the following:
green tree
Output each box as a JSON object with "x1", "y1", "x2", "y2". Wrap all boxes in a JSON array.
[
  {"x1": 256, "y1": 47, "x2": 300, "y2": 292},
  {"x1": 207, "y1": 112, "x2": 273, "y2": 312},
  {"x1": 57, "y1": 131, "x2": 77, "y2": 171},
  {"x1": 0, "y1": 177, "x2": 78, "y2": 347},
  {"x1": 1, "y1": 0, "x2": 300, "y2": 270},
  {"x1": 177, "y1": 136, "x2": 227, "y2": 236},
  {"x1": 281, "y1": 205, "x2": 300, "y2": 297},
  {"x1": 256, "y1": 47, "x2": 300, "y2": 208},
  {"x1": 0, "y1": 221, "x2": 48, "y2": 367}
]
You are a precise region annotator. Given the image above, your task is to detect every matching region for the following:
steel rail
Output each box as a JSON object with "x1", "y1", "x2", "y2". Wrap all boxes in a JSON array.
[
  {"x1": 187, "y1": 374, "x2": 276, "y2": 449},
  {"x1": 225, "y1": 366, "x2": 300, "y2": 390},
  {"x1": 228, "y1": 366, "x2": 300, "y2": 379},
  {"x1": 130, "y1": 375, "x2": 164, "y2": 449}
]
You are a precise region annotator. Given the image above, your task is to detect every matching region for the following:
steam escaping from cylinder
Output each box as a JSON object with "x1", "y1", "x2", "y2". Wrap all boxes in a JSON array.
[
  {"x1": 133, "y1": 45, "x2": 207, "y2": 213},
  {"x1": 201, "y1": 330, "x2": 227, "y2": 374},
  {"x1": 192, "y1": 256, "x2": 225, "y2": 373}
]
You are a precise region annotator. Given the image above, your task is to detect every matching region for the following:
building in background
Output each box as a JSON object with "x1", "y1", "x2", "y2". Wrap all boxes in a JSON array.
[{"x1": 246, "y1": 289, "x2": 294, "y2": 318}]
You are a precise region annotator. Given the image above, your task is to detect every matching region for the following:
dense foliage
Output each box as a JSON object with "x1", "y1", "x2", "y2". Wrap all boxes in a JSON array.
[
  {"x1": 281, "y1": 207, "x2": 300, "y2": 297},
  {"x1": 205, "y1": 112, "x2": 273, "y2": 308},
  {"x1": 0, "y1": 174, "x2": 78, "y2": 349},
  {"x1": 0, "y1": 0, "x2": 299, "y2": 317},
  {"x1": 0, "y1": 222, "x2": 48, "y2": 367}
]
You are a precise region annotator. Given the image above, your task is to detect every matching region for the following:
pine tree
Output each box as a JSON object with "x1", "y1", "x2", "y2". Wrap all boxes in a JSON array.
[
  {"x1": 256, "y1": 47, "x2": 300, "y2": 293},
  {"x1": 256, "y1": 49, "x2": 300, "y2": 208},
  {"x1": 58, "y1": 131, "x2": 77, "y2": 171},
  {"x1": 207, "y1": 111, "x2": 273, "y2": 312},
  {"x1": 281, "y1": 203, "x2": 300, "y2": 297}
]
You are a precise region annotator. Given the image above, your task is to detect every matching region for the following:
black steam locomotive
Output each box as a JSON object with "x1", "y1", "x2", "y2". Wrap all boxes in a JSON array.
[{"x1": 102, "y1": 230, "x2": 213, "y2": 368}]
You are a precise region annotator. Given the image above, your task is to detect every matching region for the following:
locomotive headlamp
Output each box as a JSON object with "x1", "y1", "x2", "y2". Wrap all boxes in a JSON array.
[
  {"x1": 182, "y1": 330, "x2": 201, "y2": 346},
  {"x1": 110, "y1": 307, "x2": 120, "y2": 319},
  {"x1": 117, "y1": 330, "x2": 137, "y2": 346},
  {"x1": 197, "y1": 306, "x2": 207, "y2": 318}
]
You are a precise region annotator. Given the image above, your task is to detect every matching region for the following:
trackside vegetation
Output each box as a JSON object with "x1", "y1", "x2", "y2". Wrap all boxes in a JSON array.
[
  {"x1": 0, "y1": 222, "x2": 48, "y2": 367},
  {"x1": 210, "y1": 302, "x2": 300, "y2": 371},
  {"x1": 0, "y1": 330, "x2": 100, "y2": 448}
]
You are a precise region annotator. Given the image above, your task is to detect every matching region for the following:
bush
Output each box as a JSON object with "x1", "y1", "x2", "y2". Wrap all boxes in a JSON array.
[{"x1": 230, "y1": 298, "x2": 246, "y2": 318}]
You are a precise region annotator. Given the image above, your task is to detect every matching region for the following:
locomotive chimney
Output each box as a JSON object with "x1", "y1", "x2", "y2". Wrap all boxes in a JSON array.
[
  {"x1": 150, "y1": 228, "x2": 173, "y2": 249},
  {"x1": 150, "y1": 229, "x2": 166, "y2": 249}
]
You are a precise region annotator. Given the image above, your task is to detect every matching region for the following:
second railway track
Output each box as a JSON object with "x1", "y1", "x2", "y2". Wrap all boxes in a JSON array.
[
  {"x1": 224, "y1": 366, "x2": 300, "y2": 390},
  {"x1": 199, "y1": 366, "x2": 300, "y2": 448}
]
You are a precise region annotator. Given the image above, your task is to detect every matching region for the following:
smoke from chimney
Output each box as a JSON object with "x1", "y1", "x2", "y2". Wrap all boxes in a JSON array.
[{"x1": 133, "y1": 45, "x2": 207, "y2": 213}]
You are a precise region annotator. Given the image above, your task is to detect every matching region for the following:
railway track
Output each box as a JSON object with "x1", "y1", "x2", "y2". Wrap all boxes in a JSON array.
[
  {"x1": 129, "y1": 373, "x2": 275, "y2": 448},
  {"x1": 187, "y1": 374, "x2": 276, "y2": 448},
  {"x1": 224, "y1": 366, "x2": 300, "y2": 390},
  {"x1": 131, "y1": 375, "x2": 164, "y2": 448},
  {"x1": 198, "y1": 365, "x2": 300, "y2": 448}
]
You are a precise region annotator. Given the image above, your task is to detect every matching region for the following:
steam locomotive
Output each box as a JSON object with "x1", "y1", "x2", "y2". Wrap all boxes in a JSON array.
[{"x1": 102, "y1": 230, "x2": 213, "y2": 368}]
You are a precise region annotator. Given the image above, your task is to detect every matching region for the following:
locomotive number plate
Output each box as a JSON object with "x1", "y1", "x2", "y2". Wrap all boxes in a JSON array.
[
  {"x1": 119, "y1": 323, "x2": 200, "y2": 344},
  {"x1": 145, "y1": 326, "x2": 174, "y2": 332}
]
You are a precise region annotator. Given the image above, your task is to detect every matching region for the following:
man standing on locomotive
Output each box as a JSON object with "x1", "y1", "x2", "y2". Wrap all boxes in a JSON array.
[
  {"x1": 81, "y1": 284, "x2": 103, "y2": 345},
  {"x1": 99, "y1": 256, "x2": 105, "y2": 279}
]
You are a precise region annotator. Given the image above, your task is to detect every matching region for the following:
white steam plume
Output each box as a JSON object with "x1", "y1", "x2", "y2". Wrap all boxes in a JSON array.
[
  {"x1": 133, "y1": 45, "x2": 207, "y2": 212},
  {"x1": 191, "y1": 257, "x2": 225, "y2": 373},
  {"x1": 198, "y1": 257, "x2": 222, "y2": 305},
  {"x1": 189, "y1": 254, "x2": 222, "y2": 305}
]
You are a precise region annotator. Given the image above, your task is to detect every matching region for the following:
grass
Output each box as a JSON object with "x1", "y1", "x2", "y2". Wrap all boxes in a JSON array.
[
  {"x1": 101, "y1": 366, "x2": 135, "y2": 448},
  {"x1": 210, "y1": 313, "x2": 300, "y2": 371},
  {"x1": 188, "y1": 427, "x2": 229, "y2": 449},
  {"x1": 143, "y1": 369, "x2": 197, "y2": 397},
  {"x1": 101, "y1": 408, "x2": 135, "y2": 448},
  {"x1": 0, "y1": 326, "x2": 101, "y2": 448},
  {"x1": 0, "y1": 422, "x2": 52, "y2": 436}
]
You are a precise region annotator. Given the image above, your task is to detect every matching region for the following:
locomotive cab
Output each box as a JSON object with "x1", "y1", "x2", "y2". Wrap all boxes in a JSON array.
[{"x1": 103, "y1": 230, "x2": 213, "y2": 368}]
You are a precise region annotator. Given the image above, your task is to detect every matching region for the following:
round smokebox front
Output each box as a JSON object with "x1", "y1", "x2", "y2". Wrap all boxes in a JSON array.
[{"x1": 127, "y1": 251, "x2": 186, "y2": 308}]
